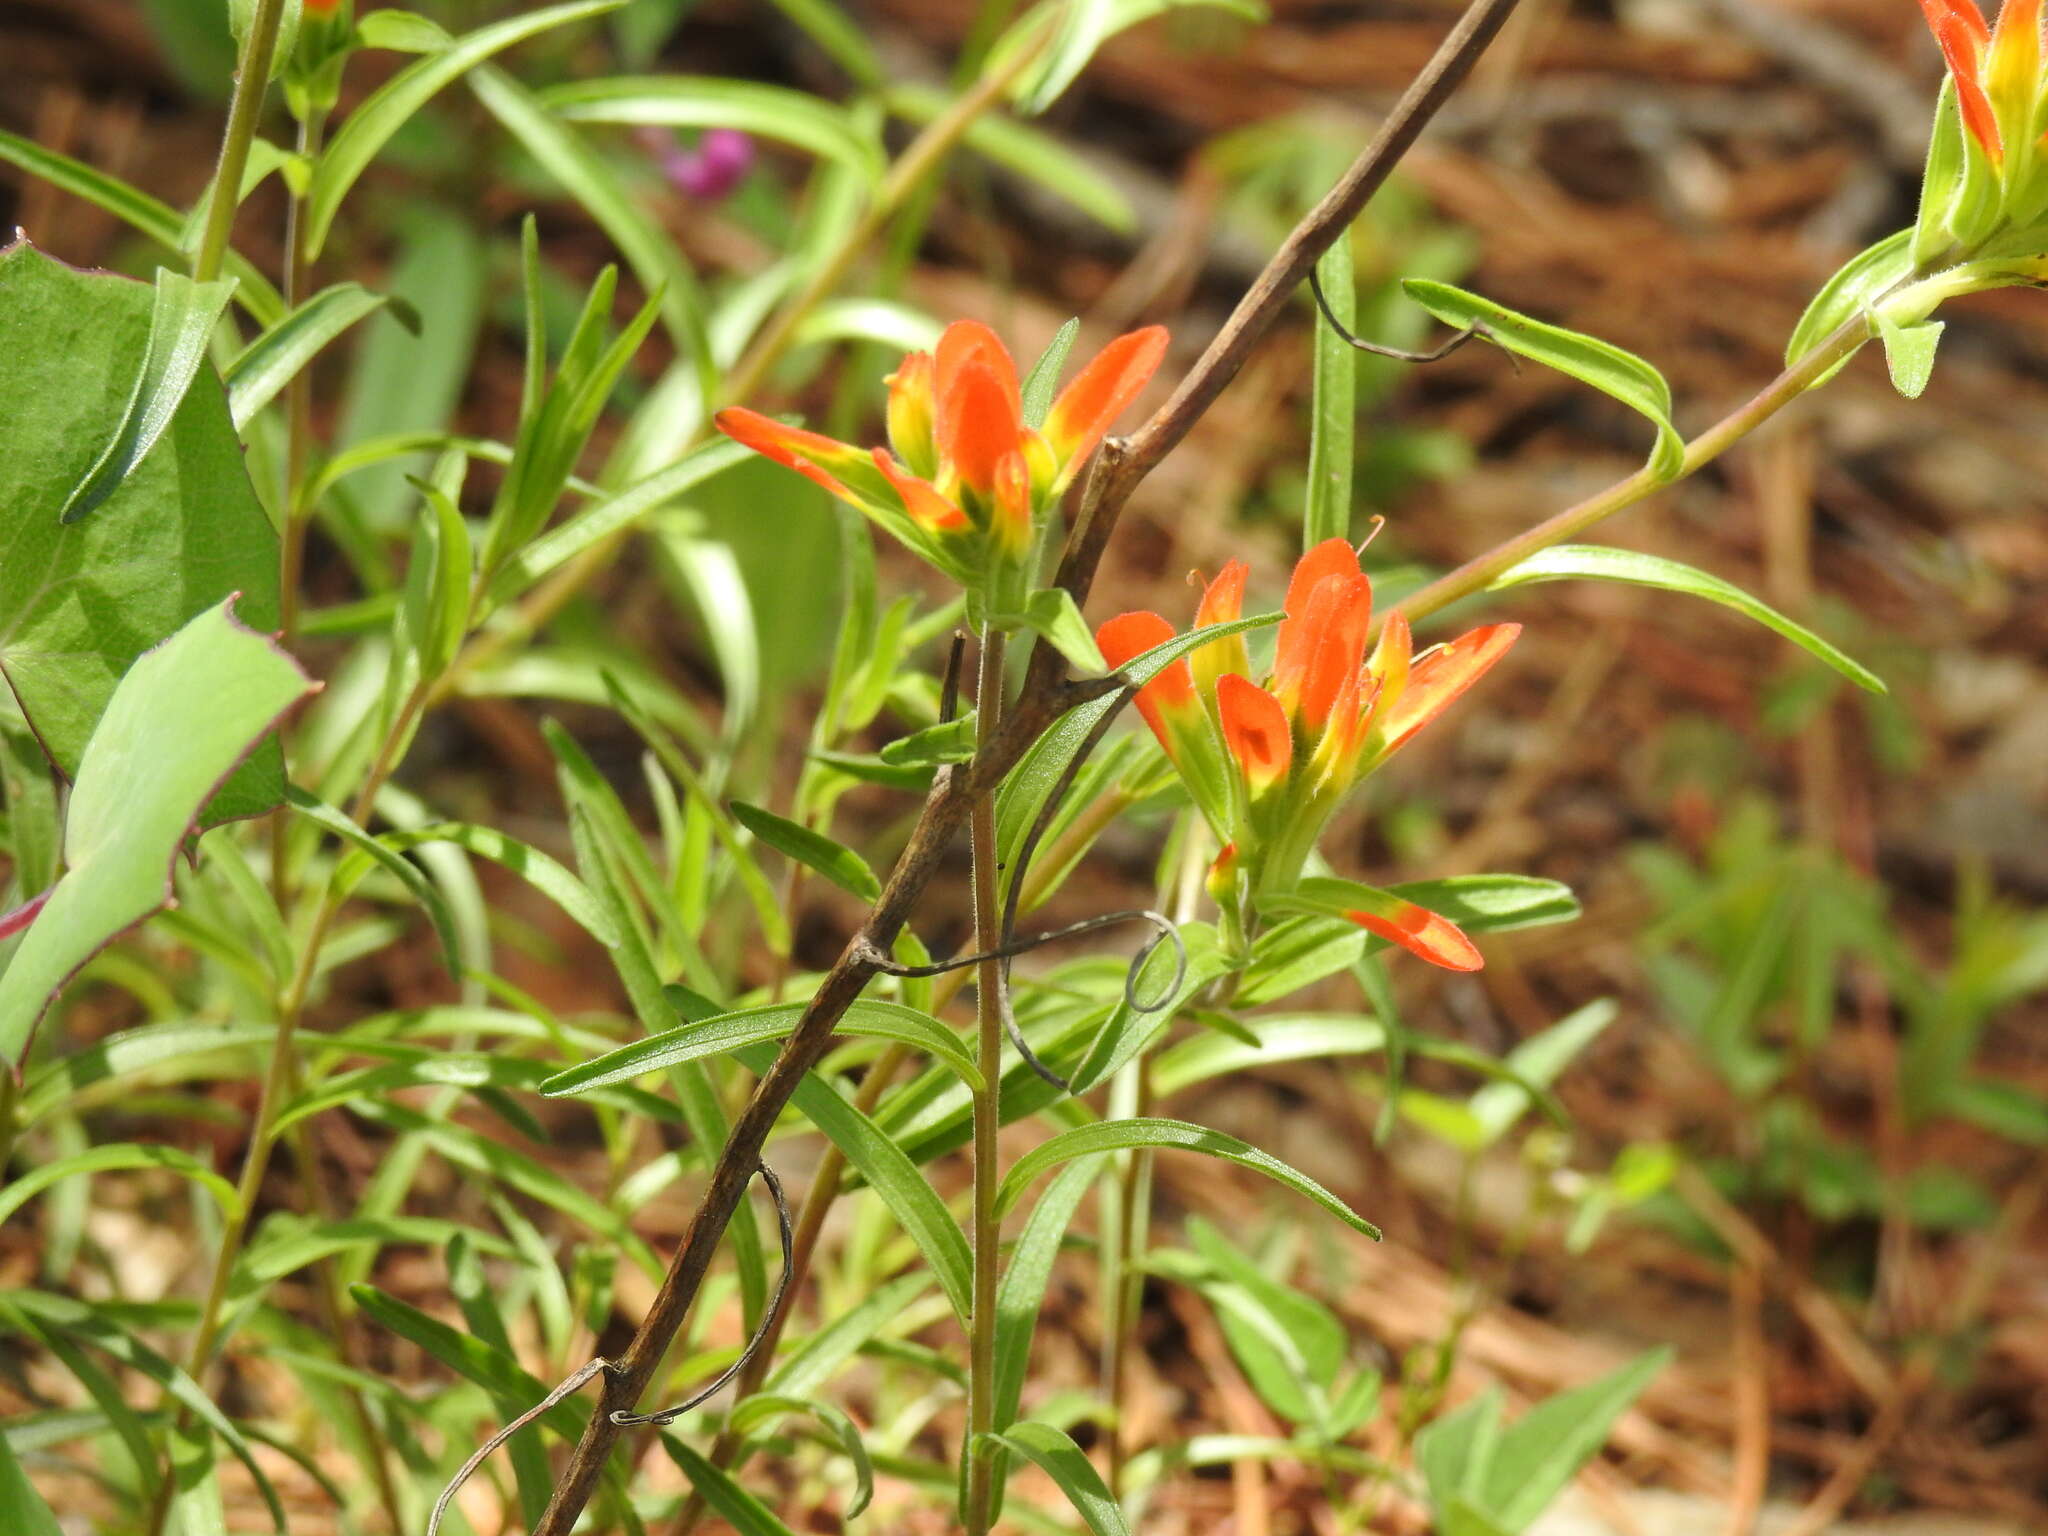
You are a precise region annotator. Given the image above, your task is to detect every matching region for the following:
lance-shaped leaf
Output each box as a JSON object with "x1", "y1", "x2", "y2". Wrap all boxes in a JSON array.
[
  {"x1": 975, "y1": 1421, "x2": 1131, "y2": 1536},
  {"x1": 1786, "y1": 228, "x2": 1909, "y2": 382},
  {"x1": 0, "y1": 599, "x2": 313, "y2": 1062},
  {"x1": 1486, "y1": 544, "x2": 1885, "y2": 693},
  {"x1": 223, "y1": 281, "x2": 393, "y2": 430},
  {"x1": 0, "y1": 1433, "x2": 64, "y2": 1536},
  {"x1": 1403, "y1": 279, "x2": 1684, "y2": 482},
  {"x1": 58, "y1": 267, "x2": 237, "y2": 524},
  {"x1": 303, "y1": 0, "x2": 626, "y2": 258},
  {"x1": 0, "y1": 242, "x2": 284, "y2": 822},
  {"x1": 729, "y1": 800, "x2": 881, "y2": 901}
]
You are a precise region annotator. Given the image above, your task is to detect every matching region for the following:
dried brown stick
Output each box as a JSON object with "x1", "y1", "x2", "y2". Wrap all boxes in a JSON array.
[{"x1": 527, "y1": 4, "x2": 1523, "y2": 1527}]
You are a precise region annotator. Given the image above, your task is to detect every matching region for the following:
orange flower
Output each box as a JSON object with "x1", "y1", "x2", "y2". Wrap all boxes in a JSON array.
[
  {"x1": 1093, "y1": 537, "x2": 1519, "y2": 970},
  {"x1": 717, "y1": 319, "x2": 1167, "y2": 601}
]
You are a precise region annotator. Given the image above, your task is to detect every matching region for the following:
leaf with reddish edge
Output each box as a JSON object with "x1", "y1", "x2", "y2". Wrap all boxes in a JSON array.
[
  {"x1": 0, "y1": 598, "x2": 315, "y2": 1062},
  {"x1": 0, "y1": 891, "x2": 50, "y2": 942},
  {"x1": 1263, "y1": 876, "x2": 1486, "y2": 973},
  {"x1": 1373, "y1": 623, "x2": 1521, "y2": 757}
]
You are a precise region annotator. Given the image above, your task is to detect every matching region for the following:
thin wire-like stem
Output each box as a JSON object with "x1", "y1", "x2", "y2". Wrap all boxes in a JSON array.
[
  {"x1": 190, "y1": 0, "x2": 285, "y2": 285},
  {"x1": 963, "y1": 628, "x2": 1010, "y2": 1536}
]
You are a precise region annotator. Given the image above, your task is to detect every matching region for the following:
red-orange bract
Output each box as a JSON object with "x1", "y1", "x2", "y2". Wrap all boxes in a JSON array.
[
  {"x1": 716, "y1": 320, "x2": 1167, "y2": 603},
  {"x1": 1097, "y1": 538, "x2": 1519, "y2": 971}
]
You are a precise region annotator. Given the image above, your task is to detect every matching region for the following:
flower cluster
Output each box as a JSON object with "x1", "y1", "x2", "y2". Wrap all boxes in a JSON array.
[
  {"x1": 1097, "y1": 539, "x2": 1519, "y2": 970},
  {"x1": 717, "y1": 320, "x2": 1167, "y2": 615},
  {"x1": 1918, "y1": 0, "x2": 2048, "y2": 246}
]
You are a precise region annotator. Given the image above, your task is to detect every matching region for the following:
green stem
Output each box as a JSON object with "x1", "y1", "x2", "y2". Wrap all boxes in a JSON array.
[
  {"x1": 962, "y1": 626, "x2": 1010, "y2": 1536},
  {"x1": 191, "y1": 0, "x2": 287, "y2": 285},
  {"x1": 1389, "y1": 318, "x2": 1869, "y2": 631}
]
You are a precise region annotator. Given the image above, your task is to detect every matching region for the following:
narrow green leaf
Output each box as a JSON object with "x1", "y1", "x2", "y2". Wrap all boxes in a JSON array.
[
  {"x1": 1468, "y1": 999, "x2": 1617, "y2": 1148},
  {"x1": 1005, "y1": 0, "x2": 1267, "y2": 117},
  {"x1": 0, "y1": 1143, "x2": 241, "y2": 1229},
  {"x1": 349, "y1": 1284, "x2": 587, "y2": 1439},
  {"x1": 1486, "y1": 545, "x2": 1885, "y2": 693},
  {"x1": 0, "y1": 1416, "x2": 67, "y2": 1536},
  {"x1": 659, "y1": 1436, "x2": 801, "y2": 1536},
  {"x1": 1152, "y1": 1014, "x2": 1387, "y2": 1098},
  {"x1": 469, "y1": 64, "x2": 712, "y2": 376},
  {"x1": 541, "y1": 75, "x2": 885, "y2": 183},
  {"x1": 996, "y1": 610, "x2": 1282, "y2": 873},
  {"x1": 1304, "y1": 227, "x2": 1356, "y2": 548},
  {"x1": 544, "y1": 997, "x2": 980, "y2": 1096},
  {"x1": 1403, "y1": 278, "x2": 1683, "y2": 481},
  {"x1": 880, "y1": 714, "x2": 978, "y2": 767},
  {"x1": 889, "y1": 87, "x2": 1133, "y2": 233},
  {"x1": 0, "y1": 1293, "x2": 287, "y2": 1530},
  {"x1": 333, "y1": 821, "x2": 617, "y2": 947},
  {"x1": 285, "y1": 787, "x2": 462, "y2": 976},
  {"x1": 978, "y1": 1421, "x2": 1130, "y2": 1536},
  {"x1": 1483, "y1": 1348, "x2": 1670, "y2": 1530},
  {"x1": 60, "y1": 269, "x2": 236, "y2": 524},
  {"x1": 0, "y1": 137, "x2": 284, "y2": 321},
  {"x1": 223, "y1": 282, "x2": 388, "y2": 430},
  {"x1": 727, "y1": 1393, "x2": 875, "y2": 1517},
  {"x1": 304, "y1": 0, "x2": 626, "y2": 258},
  {"x1": 1067, "y1": 922, "x2": 1227, "y2": 1093},
  {"x1": 730, "y1": 801, "x2": 881, "y2": 901},
  {"x1": 996, "y1": 1118, "x2": 1378, "y2": 1238},
  {"x1": 0, "y1": 600, "x2": 311, "y2": 1062},
  {"x1": 18, "y1": 1020, "x2": 275, "y2": 1127},
  {"x1": 997, "y1": 588, "x2": 1107, "y2": 673},
  {"x1": 993, "y1": 1160, "x2": 1093, "y2": 1433},
  {"x1": 1021, "y1": 318, "x2": 1082, "y2": 428}
]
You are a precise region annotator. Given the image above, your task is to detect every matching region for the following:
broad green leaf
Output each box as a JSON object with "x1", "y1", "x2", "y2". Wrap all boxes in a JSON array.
[
  {"x1": 730, "y1": 801, "x2": 881, "y2": 901},
  {"x1": 727, "y1": 1393, "x2": 875, "y2": 1517},
  {"x1": 659, "y1": 1436, "x2": 801, "y2": 1536},
  {"x1": 0, "y1": 1430, "x2": 64, "y2": 1536},
  {"x1": 1874, "y1": 309, "x2": 1942, "y2": 400},
  {"x1": 0, "y1": 1143, "x2": 241, "y2": 1230},
  {"x1": 978, "y1": 1421, "x2": 1130, "y2": 1536},
  {"x1": 1304, "y1": 227, "x2": 1356, "y2": 547},
  {"x1": 0, "y1": 243, "x2": 284, "y2": 821},
  {"x1": 1403, "y1": 279, "x2": 1683, "y2": 481},
  {"x1": 1021, "y1": 318, "x2": 1082, "y2": 428},
  {"x1": 59, "y1": 268, "x2": 236, "y2": 525},
  {"x1": 223, "y1": 281, "x2": 389, "y2": 430},
  {"x1": 469, "y1": 63, "x2": 712, "y2": 379},
  {"x1": 332, "y1": 820, "x2": 618, "y2": 946},
  {"x1": 542, "y1": 76, "x2": 885, "y2": 184},
  {"x1": 304, "y1": 0, "x2": 626, "y2": 257},
  {"x1": 997, "y1": 588, "x2": 1107, "y2": 673},
  {"x1": 1787, "y1": 228, "x2": 1909, "y2": 379},
  {"x1": 996, "y1": 1118, "x2": 1378, "y2": 1238},
  {"x1": 285, "y1": 787, "x2": 462, "y2": 975},
  {"x1": 0, "y1": 135, "x2": 284, "y2": 321},
  {"x1": 541, "y1": 997, "x2": 981, "y2": 1095},
  {"x1": 1486, "y1": 545, "x2": 1884, "y2": 693},
  {"x1": 0, "y1": 601, "x2": 311, "y2": 1062}
]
